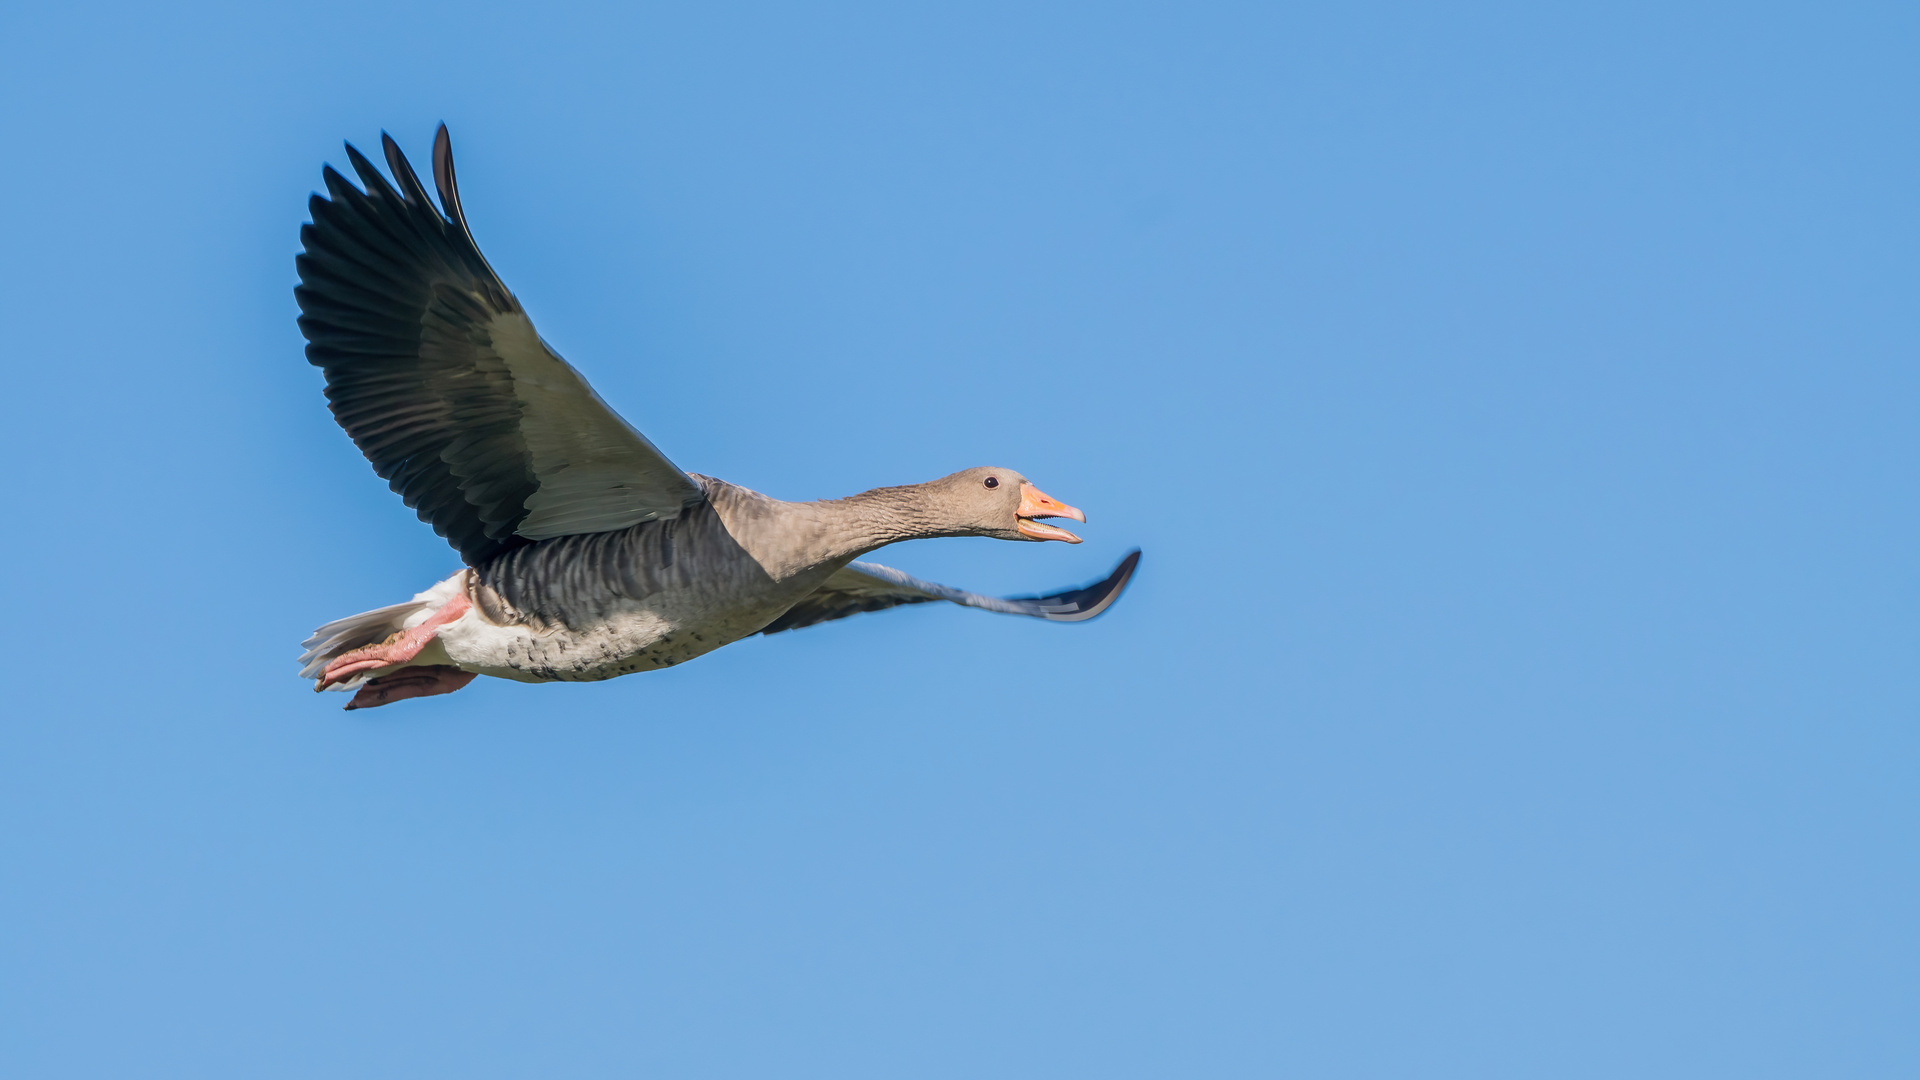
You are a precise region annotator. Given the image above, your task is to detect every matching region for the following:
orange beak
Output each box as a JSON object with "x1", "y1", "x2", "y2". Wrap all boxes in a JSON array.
[{"x1": 1016, "y1": 482, "x2": 1086, "y2": 543}]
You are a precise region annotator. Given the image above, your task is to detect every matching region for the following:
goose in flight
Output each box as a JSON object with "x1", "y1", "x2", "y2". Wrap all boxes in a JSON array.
[{"x1": 295, "y1": 126, "x2": 1139, "y2": 710}]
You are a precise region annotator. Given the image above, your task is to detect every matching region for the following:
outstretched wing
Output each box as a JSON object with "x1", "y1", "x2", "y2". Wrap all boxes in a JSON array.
[
  {"x1": 761, "y1": 550, "x2": 1141, "y2": 635},
  {"x1": 295, "y1": 125, "x2": 705, "y2": 565}
]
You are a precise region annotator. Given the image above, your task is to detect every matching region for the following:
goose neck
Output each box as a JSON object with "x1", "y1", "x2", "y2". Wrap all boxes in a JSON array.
[{"x1": 812, "y1": 482, "x2": 952, "y2": 560}]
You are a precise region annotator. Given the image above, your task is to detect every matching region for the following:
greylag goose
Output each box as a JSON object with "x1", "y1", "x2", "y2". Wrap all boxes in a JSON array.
[{"x1": 295, "y1": 126, "x2": 1139, "y2": 710}]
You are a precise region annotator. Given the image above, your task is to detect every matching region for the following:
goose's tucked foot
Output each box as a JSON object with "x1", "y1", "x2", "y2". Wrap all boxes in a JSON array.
[
  {"x1": 317, "y1": 592, "x2": 471, "y2": 690},
  {"x1": 345, "y1": 665, "x2": 477, "y2": 710}
]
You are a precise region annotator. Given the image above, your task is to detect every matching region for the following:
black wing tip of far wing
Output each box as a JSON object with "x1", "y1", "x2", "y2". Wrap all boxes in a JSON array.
[{"x1": 1019, "y1": 548, "x2": 1141, "y2": 622}]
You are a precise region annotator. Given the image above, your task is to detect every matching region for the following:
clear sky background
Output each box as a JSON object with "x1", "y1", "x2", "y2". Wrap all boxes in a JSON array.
[{"x1": 1, "y1": 1, "x2": 1914, "y2": 1076}]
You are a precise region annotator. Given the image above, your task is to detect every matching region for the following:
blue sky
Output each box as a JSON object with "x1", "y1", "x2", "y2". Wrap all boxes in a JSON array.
[{"x1": 1, "y1": 1, "x2": 1915, "y2": 1076}]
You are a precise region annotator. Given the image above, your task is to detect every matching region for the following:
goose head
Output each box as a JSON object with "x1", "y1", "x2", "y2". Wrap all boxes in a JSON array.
[{"x1": 930, "y1": 467, "x2": 1086, "y2": 543}]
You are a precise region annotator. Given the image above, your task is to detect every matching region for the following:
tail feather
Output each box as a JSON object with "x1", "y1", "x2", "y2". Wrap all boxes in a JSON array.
[
  {"x1": 298, "y1": 573, "x2": 468, "y2": 687},
  {"x1": 298, "y1": 600, "x2": 431, "y2": 683}
]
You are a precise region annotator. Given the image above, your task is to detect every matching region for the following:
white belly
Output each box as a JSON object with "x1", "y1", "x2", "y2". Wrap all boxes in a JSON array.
[{"x1": 431, "y1": 586, "x2": 806, "y2": 683}]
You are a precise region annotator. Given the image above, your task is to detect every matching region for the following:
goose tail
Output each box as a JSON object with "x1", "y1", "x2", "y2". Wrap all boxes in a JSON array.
[{"x1": 297, "y1": 573, "x2": 468, "y2": 689}]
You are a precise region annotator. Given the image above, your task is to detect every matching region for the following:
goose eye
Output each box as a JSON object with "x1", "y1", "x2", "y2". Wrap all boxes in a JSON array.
[{"x1": 984, "y1": 476, "x2": 999, "y2": 489}]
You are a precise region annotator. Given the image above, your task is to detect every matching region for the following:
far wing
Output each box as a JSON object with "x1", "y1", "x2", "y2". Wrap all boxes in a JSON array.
[
  {"x1": 761, "y1": 550, "x2": 1140, "y2": 635},
  {"x1": 295, "y1": 125, "x2": 705, "y2": 565}
]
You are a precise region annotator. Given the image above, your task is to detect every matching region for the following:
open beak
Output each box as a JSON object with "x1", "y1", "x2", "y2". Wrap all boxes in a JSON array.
[{"x1": 1016, "y1": 482, "x2": 1086, "y2": 543}]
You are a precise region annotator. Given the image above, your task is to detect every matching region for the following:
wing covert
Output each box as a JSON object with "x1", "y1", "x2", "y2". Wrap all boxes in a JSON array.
[{"x1": 761, "y1": 550, "x2": 1141, "y2": 635}]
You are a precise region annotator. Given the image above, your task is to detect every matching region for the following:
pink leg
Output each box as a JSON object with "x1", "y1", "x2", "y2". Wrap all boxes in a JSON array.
[
  {"x1": 345, "y1": 665, "x2": 478, "y2": 710},
  {"x1": 318, "y1": 592, "x2": 472, "y2": 690}
]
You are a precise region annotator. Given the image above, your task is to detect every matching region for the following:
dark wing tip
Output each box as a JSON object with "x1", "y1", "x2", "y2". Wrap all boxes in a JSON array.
[
  {"x1": 1028, "y1": 548, "x2": 1141, "y2": 622},
  {"x1": 340, "y1": 141, "x2": 397, "y2": 200},
  {"x1": 380, "y1": 130, "x2": 437, "y2": 211},
  {"x1": 431, "y1": 124, "x2": 464, "y2": 230},
  {"x1": 429, "y1": 123, "x2": 507, "y2": 285}
]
